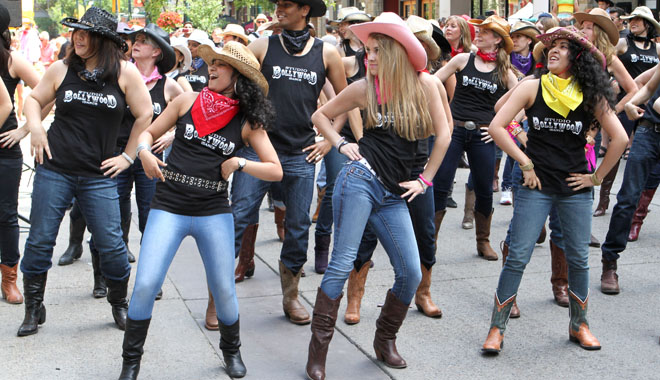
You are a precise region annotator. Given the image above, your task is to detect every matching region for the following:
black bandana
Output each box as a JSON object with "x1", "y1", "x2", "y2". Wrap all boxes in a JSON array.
[
  {"x1": 281, "y1": 27, "x2": 311, "y2": 55},
  {"x1": 78, "y1": 68, "x2": 105, "y2": 88},
  {"x1": 627, "y1": 32, "x2": 652, "y2": 48}
]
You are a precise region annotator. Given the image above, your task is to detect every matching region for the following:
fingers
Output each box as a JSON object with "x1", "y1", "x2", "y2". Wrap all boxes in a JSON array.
[
  {"x1": 156, "y1": 157, "x2": 167, "y2": 168},
  {"x1": 306, "y1": 150, "x2": 323, "y2": 163},
  {"x1": 44, "y1": 144, "x2": 52, "y2": 160},
  {"x1": 155, "y1": 168, "x2": 165, "y2": 182}
]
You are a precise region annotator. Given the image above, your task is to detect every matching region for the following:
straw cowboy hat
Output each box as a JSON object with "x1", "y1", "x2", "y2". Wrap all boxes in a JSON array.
[
  {"x1": 222, "y1": 24, "x2": 249, "y2": 45},
  {"x1": 510, "y1": 20, "x2": 540, "y2": 44},
  {"x1": 537, "y1": 26, "x2": 606, "y2": 69},
  {"x1": 621, "y1": 6, "x2": 660, "y2": 34},
  {"x1": 198, "y1": 41, "x2": 269, "y2": 95},
  {"x1": 130, "y1": 23, "x2": 177, "y2": 74},
  {"x1": 173, "y1": 44, "x2": 192, "y2": 72},
  {"x1": 532, "y1": 41, "x2": 546, "y2": 63},
  {"x1": 350, "y1": 12, "x2": 427, "y2": 71},
  {"x1": 330, "y1": 7, "x2": 372, "y2": 26},
  {"x1": 573, "y1": 8, "x2": 619, "y2": 44},
  {"x1": 406, "y1": 15, "x2": 440, "y2": 61},
  {"x1": 468, "y1": 15, "x2": 514, "y2": 54},
  {"x1": 61, "y1": 7, "x2": 127, "y2": 51}
]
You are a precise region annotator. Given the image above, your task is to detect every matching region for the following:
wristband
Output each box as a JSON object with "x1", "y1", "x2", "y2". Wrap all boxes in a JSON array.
[
  {"x1": 519, "y1": 161, "x2": 534, "y2": 171},
  {"x1": 591, "y1": 173, "x2": 602, "y2": 186},
  {"x1": 335, "y1": 136, "x2": 346, "y2": 150},
  {"x1": 506, "y1": 120, "x2": 520, "y2": 133},
  {"x1": 418, "y1": 173, "x2": 433, "y2": 187},
  {"x1": 416, "y1": 178, "x2": 428, "y2": 194},
  {"x1": 122, "y1": 152, "x2": 134, "y2": 165},
  {"x1": 136, "y1": 142, "x2": 151, "y2": 158},
  {"x1": 337, "y1": 141, "x2": 349, "y2": 153}
]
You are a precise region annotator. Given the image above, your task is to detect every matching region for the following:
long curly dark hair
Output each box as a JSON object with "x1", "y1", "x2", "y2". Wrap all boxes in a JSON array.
[
  {"x1": 567, "y1": 40, "x2": 616, "y2": 116},
  {"x1": 235, "y1": 73, "x2": 275, "y2": 131}
]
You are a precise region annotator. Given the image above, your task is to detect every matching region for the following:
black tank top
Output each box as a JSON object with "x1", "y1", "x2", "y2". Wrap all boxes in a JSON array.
[
  {"x1": 261, "y1": 35, "x2": 326, "y2": 153},
  {"x1": 450, "y1": 53, "x2": 508, "y2": 124},
  {"x1": 341, "y1": 49, "x2": 366, "y2": 143},
  {"x1": 185, "y1": 61, "x2": 209, "y2": 92},
  {"x1": 525, "y1": 80, "x2": 592, "y2": 195},
  {"x1": 342, "y1": 40, "x2": 356, "y2": 57},
  {"x1": 359, "y1": 108, "x2": 418, "y2": 195},
  {"x1": 116, "y1": 77, "x2": 167, "y2": 149},
  {"x1": 44, "y1": 66, "x2": 126, "y2": 177},
  {"x1": 619, "y1": 39, "x2": 659, "y2": 79},
  {"x1": 0, "y1": 69, "x2": 21, "y2": 159},
  {"x1": 151, "y1": 104, "x2": 245, "y2": 216}
]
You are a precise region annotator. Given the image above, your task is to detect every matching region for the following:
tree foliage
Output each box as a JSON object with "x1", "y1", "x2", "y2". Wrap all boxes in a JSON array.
[{"x1": 176, "y1": 0, "x2": 224, "y2": 33}]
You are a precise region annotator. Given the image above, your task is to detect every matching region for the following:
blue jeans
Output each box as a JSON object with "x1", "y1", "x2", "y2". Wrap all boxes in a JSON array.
[
  {"x1": 644, "y1": 161, "x2": 660, "y2": 190},
  {"x1": 128, "y1": 210, "x2": 237, "y2": 323},
  {"x1": 602, "y1": 125, "x2": 660, "y2": 261},
  {"x1": 433, "y1": 125, "x2": 495, "y2": 215},
  {"x1": 0, "y1": 157, "x2": 22, "y2": 266},
  {"x1": 315, "y1": 147, "x2": 349, "y2": 236},
  {"x1": 117, "y1": 154, "x2": 158, "y2": 234},
  {"x1": 231, "y1": 147, "x2": 315, "y2": 273},
  {"x1": 320, "y1": 161, "x2": 422, "y2": 304},
  {"x1": 497, "y1": 187, "x2": 592, "y2": 302},
  {"x1": 20, "y1": 166, "x2": 130, "y2": 280}
]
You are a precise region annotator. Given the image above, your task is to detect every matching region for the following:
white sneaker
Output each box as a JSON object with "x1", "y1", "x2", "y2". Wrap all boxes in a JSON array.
[{"x1": 500, "y1": 189, "x2": 512, "y2": 205}]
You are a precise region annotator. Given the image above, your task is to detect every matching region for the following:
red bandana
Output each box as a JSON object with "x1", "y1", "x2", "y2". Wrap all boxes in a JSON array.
[
  {"x1": 451, "y1": 47, "x2": 463, "y2": 57},
  {"x1": 476, "y1": 49, "x2": 497, "y2": 62},
  {"x1": 191, "y1": 87, "x2": 240, "y2": 138}
]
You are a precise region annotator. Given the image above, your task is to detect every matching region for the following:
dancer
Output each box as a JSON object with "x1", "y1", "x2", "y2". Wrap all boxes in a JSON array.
[
  {"x1": 118, "y1": 41, "x2": 281, "y2": 380},
  {"x1": 482, "y1": 26, "x2": 627, "y2": 354},
  {"x1": 305, "y1": 13, "x2": 450, "y2": 379}
]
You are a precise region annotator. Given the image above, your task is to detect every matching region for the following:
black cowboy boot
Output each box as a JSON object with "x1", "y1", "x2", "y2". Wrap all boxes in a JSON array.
[
  {"x1": 118, "y1": 317, "x2": 151, "y2": 380},
  {"x1": 106, "y1": 277, "x2": 130, "y2": 330},
  {"x1": 58, "y1": 213, "x2": 86, "y2": 266},
  {"x1": 91, "y1": 249, "x2": 107, "y2": 298},
  {"x1": 121, "y1": 212, "x2": 136, "y2": 263},
  {"x1": 219, "y1": 318, "x2": 247, "y2": 378},
  {"x1": 17, "y1": 272, "x2": 48, "y2": 337}
]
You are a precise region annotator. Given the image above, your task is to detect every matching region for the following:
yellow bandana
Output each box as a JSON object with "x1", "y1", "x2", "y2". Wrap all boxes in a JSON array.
[{"x1": 540, "y1": 73, "x2": 583, "y2": 118}]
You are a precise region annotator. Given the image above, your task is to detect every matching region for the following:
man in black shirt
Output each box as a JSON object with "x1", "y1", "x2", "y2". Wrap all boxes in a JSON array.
[{"x1": 231, "y1": 0, "x2": 347, "y2": 325}]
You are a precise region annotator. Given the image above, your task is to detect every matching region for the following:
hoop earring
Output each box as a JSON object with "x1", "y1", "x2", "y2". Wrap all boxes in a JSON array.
[{"x1": 234, "y1": 80, "x2": 238, "y2": 94}]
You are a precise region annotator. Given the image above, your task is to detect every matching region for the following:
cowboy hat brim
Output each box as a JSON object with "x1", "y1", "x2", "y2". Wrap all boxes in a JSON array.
[
  {"x1": 621, "y1": 11, "x2": 660, "y2": 34},
  {"x1": 129, "y1": 28, "x2": 177, "y2": 75},
  {"x1": 173, "y1": 44, "x2": 192, "y2": 73},
  {"x1": 61, "y1": 17, "x2": 127, "y2": 52},
  {"x1": 197, "y1": 44, "x2": 269, "y2": 95},
  {"x1": 468, "y1": 18, "x2": 514, "y2": 54},
  {"x1": 537, "y1": 27, "x2": 606, "y2": 69},
  {"x1": 511, "y1": 25, "x2": 540, "y2": 44},
  {"x1": 431, "y1": 24, "x2": 451, "y2": 57},
  {"x1": 573, "y1": 11, "x2": 619, "y2": 45}
]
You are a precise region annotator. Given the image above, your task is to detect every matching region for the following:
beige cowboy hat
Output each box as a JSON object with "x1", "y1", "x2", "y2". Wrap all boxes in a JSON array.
[
  {"x1": 621, "y1": 6, "x2": 660, "y2": 34},
  {"x1": 468, "y1": 15, "x2": 514, "y2": 54},
  {"x1": 573, "y1": 8, "x2": 619, "y2": 44},
  {"x1": 222, "y1": 24, "x2": 249, "y2": 45},
  {"x1": 258, "y1": 20, "x2": 280, "y2": 33},
  {"x1": 198, "y1": 41, "x2": 269, "y2": 95},
  {"x1": 510, "y1": 20, "x2": 540, "y2": 44},
  {"x1": 255, "y1": 13, "x2": 268, "y2": 22},
  {"x1": 532, "y1": 41, "x2": 546, "y2": 63},
  {"x1": 406, "y1": 15, "x2": 440, "y2": 61},
  {"x1": 173, "y1": 44, "x2": 192, "y2": 72},
  {"x1": 330, "y1": 7, "x2": 373, "y2": 26}
]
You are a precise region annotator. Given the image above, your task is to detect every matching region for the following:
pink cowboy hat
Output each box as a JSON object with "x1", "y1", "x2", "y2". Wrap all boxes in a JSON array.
[{"x1": 350, "y1": 12, "x2": 427, "y2": 71}]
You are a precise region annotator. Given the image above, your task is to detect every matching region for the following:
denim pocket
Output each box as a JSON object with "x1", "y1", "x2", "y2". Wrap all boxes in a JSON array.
[{"x1": 347, "y1": 163, "x2": 374, "y2": 181}]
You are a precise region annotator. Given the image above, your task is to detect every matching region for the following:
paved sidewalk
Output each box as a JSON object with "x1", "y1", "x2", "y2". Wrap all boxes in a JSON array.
[{"x1": 4, "y1": 135, "x2": 660, "y2": 379}]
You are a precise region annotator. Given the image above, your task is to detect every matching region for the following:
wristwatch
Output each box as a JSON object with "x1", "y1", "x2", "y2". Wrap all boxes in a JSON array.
[{"x1": 237, "y1": 158, "x2": 247, "y2": 171}]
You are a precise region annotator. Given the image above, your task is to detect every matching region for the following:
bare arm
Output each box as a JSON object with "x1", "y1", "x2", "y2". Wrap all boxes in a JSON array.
[
  {"x1": 434, "y1": 53, "x2": 469, "y2": 83},
  {"x1": 434, "y1": 75, "x2": 453, "y2": 130},
  {"x1": 247, "y1": 37, "x2": 269, "y2": 63},
  {"x1": 176, "y1": 76, "x2": 193, "y2": 92},
  {"x1": 222, "y1": 125, "x2": 283, "y2": 182},
  {"x1": 624, "y1": 63, "x2": 660, "y2": 120},
  {"x1": 610, "y1": 56, "x2": 638, "y2": 113}
]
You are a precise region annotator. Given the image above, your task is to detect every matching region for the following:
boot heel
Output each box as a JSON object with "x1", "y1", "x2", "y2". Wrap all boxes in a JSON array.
[
  {"x1": 569, "y1": 334, "x2": 578, "y2": 343},
  {"x1": 374, "y1": 349, "x2": 384, "y2": 362},
  {"x1": 39, "y1": 304, "x2": 46, "y2": 324},
  {"x1": 415, "y1": 303, "x2": 423, "y2": 312},
  {"x1": 245, "y1": 267, "x2": 255, "y2": 278}
]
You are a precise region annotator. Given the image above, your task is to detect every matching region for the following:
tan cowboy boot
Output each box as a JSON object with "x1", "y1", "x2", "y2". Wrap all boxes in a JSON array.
[
  {"x1": 344, "y1": 260, "x2": 371, "y2": 324},
  {"x1": 414, "y1": 265, "x2": 442, "y2": 318},
  {"x1": 279, "y1": 260, "x2": 310, "y2": 324}
]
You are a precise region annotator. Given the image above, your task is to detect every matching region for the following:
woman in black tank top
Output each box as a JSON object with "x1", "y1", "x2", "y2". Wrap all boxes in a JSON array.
[
  {"x1": 305, "y1": 13, "x2": 451, "y2": 379},
  {"x1": 118, "y1": 41, "x2": 281, "y2": 380},
  {"x1": 18, "y1": 7, "x2": 153, "y2": 337},
  {"x1": 483, "y1": 27, "x2": 627, "y2": 354},
  {"x1": 0, "y1": 4, "x2": 43, "y2": 306},
  {"x1": 434, "y1": 15, "x2": 518, "y2": 261}
]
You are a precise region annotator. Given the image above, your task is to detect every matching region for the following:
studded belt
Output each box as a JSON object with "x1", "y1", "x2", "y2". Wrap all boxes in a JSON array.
[{"x1": 161, "y1": 169, "x2": 228, "y2": 192}]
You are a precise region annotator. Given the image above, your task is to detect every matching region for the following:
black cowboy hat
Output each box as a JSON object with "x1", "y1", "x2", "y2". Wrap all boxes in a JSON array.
[
  {"x1": 431, "y1": 24, "x2": 451, "y2": 57},
  {"x1": 269, "y1": 0, "x2": 327, "y2": 18},
  {"x1": 61, "y1": 7, "x2": 127, "y2": 52},
  {"x1": 0, "y1": 3, "x2": 10, "y2": 32},
  {"x1": 129, "y1": 24, "x2": 176, "y2": 75}
]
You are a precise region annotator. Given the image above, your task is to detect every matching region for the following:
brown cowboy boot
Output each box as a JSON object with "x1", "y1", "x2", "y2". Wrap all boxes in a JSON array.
[
  {"x1": 600, "y1": 258, "x2": 619, "y2": 294},
  {"x1": 593, "y1": 160, "x2": 620, "y2": 217},
  {"x1": 306, "y1": 288, "x2": 343, "y2": 380},
  {"x1": 499, "y1": 241, "x2": 520, "y2": 318},
  {"x1": 550, "y1": 240, "x2": 569, "y2": 307},
  {"x1": 414, "y1": 265, "x2": 442, "y2": 318},
  {"x1": 432, "y1": 210, "x2": 446, "y2": 244},
  {"x1": 235, "y1": 224, "x2": 258, "y2": 283},
  {"x1": 279, "y1": 260, "x2": 310, "y2": 324},
  {"x1": 1, "y1": 263, "x2": 23, "y2": 304},
  {"x1": 274, "y1": 206, "x2": 286, "y2": 242},
  {"x1": 373, "y1": 290, "x2": 410, "y2": 368},
  {"x1": 462, "y1": 184, "x2": 475, "y2": 229},
  {"x1": 205, "y1": 289, "x2": 218, "y2": 330},
  {"x1": 482, "y1": 294, "x2": 516, "y2": 354},
  {"x1": 568, "y1": 291, "x2": 601, "y2": 350},
  {"x1": 628, "y1": 188, "x2": 656, "y2": 242},
  {"x1": 344, "y1": 260, "x2": 371, "y2": 324},
  {"x1": 475, "y1": 209, "x2": 498, "y2": 260}
]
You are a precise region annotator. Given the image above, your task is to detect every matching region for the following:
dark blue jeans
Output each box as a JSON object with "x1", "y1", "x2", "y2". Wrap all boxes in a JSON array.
[
  {"x1": 231, "y1": 147, "x2": 315, "y2": 273},
  {"x1": 602, "y1": 125, "x2": 660, "y2": 261},
  {"x1": 117, "y1": 154, "x2": 158, "y2": 234},
  {"x1": 20, "y1": 166, "x2": 130, "y2": 280},
  {"x1": 643, "y1": 161, "x2": 660, "y2": 190},
  {"x1": 433, "y1": 125, "x2": 495, "y2": 215},
  {"x1": 315, "y1": 147, "x2": 349, "y2": 236},
  {"x1": 0, "y1": 156, "x2": 22, "y2": 266}
]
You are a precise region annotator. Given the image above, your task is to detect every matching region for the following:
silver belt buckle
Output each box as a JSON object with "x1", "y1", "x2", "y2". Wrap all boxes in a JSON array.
[{"x1": 464, "y1": 121, "x2": 476, "y2": 130}]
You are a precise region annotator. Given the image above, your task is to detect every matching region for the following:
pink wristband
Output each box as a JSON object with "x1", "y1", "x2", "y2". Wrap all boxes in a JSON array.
[{"x1": 418, "y1": 173, "x2": 433, "y2": 187}]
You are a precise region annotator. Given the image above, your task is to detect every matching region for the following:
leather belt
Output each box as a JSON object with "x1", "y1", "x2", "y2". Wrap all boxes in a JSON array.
[
  {"x1": 454, "y1": 120, "x2": 489, "y2": 131},
  {"x1": 162, "y1": 169, "x2": 228, "y2": 192},
  {"x1": 357, "y1": 158, "x2": 378, "y2": 177},
  {"x1": 639, "y1": 119, "x2": 660, "y2": 133}
]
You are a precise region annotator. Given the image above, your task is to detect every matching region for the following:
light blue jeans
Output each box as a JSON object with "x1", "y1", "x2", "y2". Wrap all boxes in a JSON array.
[
  {"x1": 127, "y1": 209, "x2": 238, "y2": 324},
  {"x1": 497, "y1": 187, "x2": 592, "y2": 302},
  {"x1": 320, "y1": 161, "x2": 422, "y2": 304}
]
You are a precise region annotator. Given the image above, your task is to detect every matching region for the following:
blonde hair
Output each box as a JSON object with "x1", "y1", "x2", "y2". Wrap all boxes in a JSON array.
[
  {"x1": 448, "y1": 15, "x2": 473, "y2": 52},
  {"x1": 364, "y1": 34, "x2": 433, "y2": 141},
  {"x1": 592, "y1": 23, "x2": 615, "y2": 64}
]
